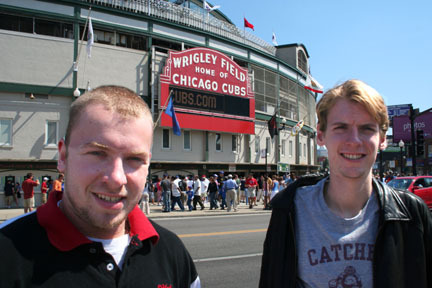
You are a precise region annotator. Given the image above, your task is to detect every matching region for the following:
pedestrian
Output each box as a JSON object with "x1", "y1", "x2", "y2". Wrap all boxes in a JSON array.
[
  {"x1": 218, "y1": 173, "x2": 226, "y2": 210},
  {"x1": 3, "y1": 180, "x2": 14, "y2": 208},
  {"x1": 245, "y1": 174, "x2": 258, "y2": 209},
  {"x1": 40, "y1": 177, "x2": 49, "y2": 205},
  {"x1": 270, "y1": 175, "x2": 279, "y2": 200},
  {"x1": 234, "y1": 174, "x2": 241, "y2": 205},
  {"x1": 240, "y1": 176, "x2": 246, "y2": 203},
  {"x1": 53, "y1": 173, "x2": 64, "y2": 197},
  {"x1": 260, "y1": 79, "x2": 432, "y2": 287},
  {"x1": 161, "y1": 173, "x2": 171, "y2": 212},
  {"x1": 257, "y1": 175, "x2": 264, "y2": 203},
  {"x1": 186, "y1": 185, "x2": 194, "y2": 212},
  {"x1": 223, "y1": 174, "x2": 239, "y2": 212},
  {"x1": 140, "y1": 182, "x2": 150, "y2": 215},
  {"x1": 21, "y1": 173, "x2": 39, "y2": 213},
  {"x1": 192, "y1": 175, "x2": 204, "y2": 210},
  {"x1": 14, "y1": 182, "x2": 21, "y2": 206},
  {"x1": 200, "y1": 175, "x2": 209, "y2": 204},
  {"x1": 207, "y1": 176, "x2": 219, "y2": 210},
  {"x1": 155, "y1": 177, "x2": 162, "y2": 205},
  {"x1": 263, "y1": 174, "x2": 272, "y2": 210},
  {"x1": 171, "y1": 176, "x2": 185, "y2": 211},
  {"x1": 0, "y1": 85, "x2": 200, "y2": 287}
]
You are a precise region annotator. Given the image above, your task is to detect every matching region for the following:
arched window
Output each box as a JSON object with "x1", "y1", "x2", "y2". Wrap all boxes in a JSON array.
[{"x1": 297, "y1": 50, "x2": 307, "y2": 74}]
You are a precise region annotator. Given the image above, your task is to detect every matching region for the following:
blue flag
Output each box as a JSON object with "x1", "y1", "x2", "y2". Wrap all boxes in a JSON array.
[{"x1": 164, "y1": 97, "x2": 181, "y2": 136}]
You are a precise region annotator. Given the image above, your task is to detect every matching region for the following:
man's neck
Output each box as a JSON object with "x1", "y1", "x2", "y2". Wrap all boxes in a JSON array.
[{"x1": 324, "y1": 174, "x2": 374, "y2": 218}]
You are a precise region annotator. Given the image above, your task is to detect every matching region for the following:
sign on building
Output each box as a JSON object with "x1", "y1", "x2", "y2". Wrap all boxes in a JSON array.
[
  {"x1": 160, "y1": 48, "x2": 255, "y2": 134},
  {"x1": 393, "y1": 110, "x2": 432, "y2": 143}
]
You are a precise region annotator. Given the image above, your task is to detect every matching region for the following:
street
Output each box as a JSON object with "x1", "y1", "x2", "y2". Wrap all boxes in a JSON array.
[{"x1": 153, "y1": 213, "x2": 271, "y2": 288}]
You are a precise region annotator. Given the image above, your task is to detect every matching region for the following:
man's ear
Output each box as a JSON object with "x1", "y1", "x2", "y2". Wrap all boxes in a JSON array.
[
  {"x1": 316, "y1": 126, "x2": 325, "y2": 146},
  {"x1": 379, "y1": 135, "x2": 387, "y2": 150},
  {"x1": 57, "y1": 139, "x2": 66, "y2": 173}
]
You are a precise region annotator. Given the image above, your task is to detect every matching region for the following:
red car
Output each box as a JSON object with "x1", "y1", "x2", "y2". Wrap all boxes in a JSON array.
[{"x1": 387, "y1": 176, "x2": 432, "y2": 211}]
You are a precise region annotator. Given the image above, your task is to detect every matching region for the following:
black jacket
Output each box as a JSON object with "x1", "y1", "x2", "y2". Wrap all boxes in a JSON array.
[{"x1": 259, "y1": 175, "x2": 432, "y2": 288}]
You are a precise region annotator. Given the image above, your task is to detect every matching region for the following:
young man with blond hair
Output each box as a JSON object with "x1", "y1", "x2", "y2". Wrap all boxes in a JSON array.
[
  {"x1": 1, "y1": 86, "x2": 200, "y2": 287},
  {"x1": 260, "y1": 80, "x2": 432, "y2": 287}
]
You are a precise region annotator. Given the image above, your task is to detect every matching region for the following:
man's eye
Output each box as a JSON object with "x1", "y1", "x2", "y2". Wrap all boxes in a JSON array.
[
  {"x1": 88, "y1": 151, "x2": 106, "y2": 156},
  {"x1": 128, "y1": 157, "x2": 147, "y2": 164}
]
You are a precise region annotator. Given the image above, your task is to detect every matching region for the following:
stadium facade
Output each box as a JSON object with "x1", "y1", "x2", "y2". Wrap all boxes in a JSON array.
[{"x1": 0, "y1": 0, "x2": 322, "y2": 204}]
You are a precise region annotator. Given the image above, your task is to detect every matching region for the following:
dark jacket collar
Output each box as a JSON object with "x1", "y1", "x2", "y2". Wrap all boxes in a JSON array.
[
  {"x1": 37, "y1": 190, "x2": 159, "y2": 251},
  {"x1": 372, "y1": 178, "x2": 411, "y2": 221}
]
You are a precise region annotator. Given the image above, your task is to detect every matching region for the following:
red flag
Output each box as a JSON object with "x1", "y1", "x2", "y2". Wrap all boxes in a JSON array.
[{"x1": 244, "y1": 18, "x2": 254, "y2": 31}]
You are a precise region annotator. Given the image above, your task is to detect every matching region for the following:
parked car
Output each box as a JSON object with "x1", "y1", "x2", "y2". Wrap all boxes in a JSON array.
[{"x1": 387, "y1": 176, "x2": 432, "y2": 210}]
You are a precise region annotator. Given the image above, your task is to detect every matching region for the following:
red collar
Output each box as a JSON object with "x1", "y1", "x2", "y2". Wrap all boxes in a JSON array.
[{"x1": 37, "y1": 191, "x2": 159, "y2": 251}]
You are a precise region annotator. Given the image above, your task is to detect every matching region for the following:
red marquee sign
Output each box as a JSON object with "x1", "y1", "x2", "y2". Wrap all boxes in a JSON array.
[{"x1": 160, "y1": 48, "x2": 255, "y2": 134}]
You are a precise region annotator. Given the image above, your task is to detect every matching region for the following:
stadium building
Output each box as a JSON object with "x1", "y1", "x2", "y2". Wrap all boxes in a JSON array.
[{"x1": 0, "y1": 0, "x2": 322, "y2": 204}]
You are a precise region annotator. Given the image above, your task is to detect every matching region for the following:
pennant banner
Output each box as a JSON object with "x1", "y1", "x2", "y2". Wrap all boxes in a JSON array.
[
  {"x1": 304, "y1": 85, "x2": 323, "y2": 94},
  {"x1": 164, "y1": 96, "x2": 181, "y2": 136},
  {"x1": 291, "y1": 120, "x2": 304, "y2": 136},
  {"x1": 267, "y1": 113, "x2": 278, "y2": 139},
  {"x1": 86, "y1": 17, "x2": 94, "y2": 58}
]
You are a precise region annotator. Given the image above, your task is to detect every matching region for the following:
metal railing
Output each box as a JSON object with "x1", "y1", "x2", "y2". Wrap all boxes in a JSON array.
[{"x1": 82, "y1": 0, "x2": 276, "y2": 55}]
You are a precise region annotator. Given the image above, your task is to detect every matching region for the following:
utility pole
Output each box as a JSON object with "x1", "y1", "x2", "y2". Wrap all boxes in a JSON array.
[{"x1": 409, "y1": 105, "x2": 418, "y2": 176}]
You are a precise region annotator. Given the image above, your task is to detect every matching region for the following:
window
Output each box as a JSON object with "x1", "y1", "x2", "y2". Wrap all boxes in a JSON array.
[
  {"x1": 289, "y1": 140, "x2": 293, "y2": 157},
  {"x1": 299, "y1": 142, "x2": 302, "y2": 157},
  {"x1": 162, "y1": 129, "x2": 170, "y2": 149},
  {"x1": 45, "y1": 121, "x2": 58, "y2": 146},
  {"x1": 297, "y1": 49, "x2": 308, "y2": 74},
  {"x1": 255, "y1": 136, "x2": 260, "y2": 154},
  {"x1": 232, "y1": 135, "x2": 238, "y2": 153},
  {"x1": 35, "y1": 19, "x2": 73, "y2": 39},
  {"x1": 184, "y1": 130, "x2": 191, "y2": 150},
  {"x1": 281, "y1": 139, "x2": 286, "y2": 156},
  {"x1": 266, "y1": 137, "x2": 271, "y2": 155},
  {"x1": 215, "y1": 133, "x2": 222, "y2": 151},
  {"x1": 0, "y1": 13, "x2": 73, "y2": 39},
  {"x1": 116, "y1": 33, "x2": 146, "y2": 50},
  {"x1": 0, "y1": 13, "x2": 32, "y2": 33},
  {"x1": 0, "y1": 119, "x2": 12, "y2": 146},
  {"x1": 304, "y1": 143, "x2": 307, "y2": 157}
]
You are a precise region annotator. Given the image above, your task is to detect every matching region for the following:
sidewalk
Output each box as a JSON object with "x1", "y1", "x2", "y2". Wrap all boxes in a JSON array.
[{"x1": 0, "y1": 201, "x2": 271, "y2": 222}]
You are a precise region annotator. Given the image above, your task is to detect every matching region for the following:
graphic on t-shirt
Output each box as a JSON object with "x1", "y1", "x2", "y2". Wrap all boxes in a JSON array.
[{"x1": 328, "y1": 266, "x2": 362, "y2": 288}]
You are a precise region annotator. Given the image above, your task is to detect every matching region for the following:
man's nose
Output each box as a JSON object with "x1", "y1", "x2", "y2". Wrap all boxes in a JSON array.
[
  {"x1": 105, "y1": 158, "x2": 127, "y2": 187},
  {"x1": 346, "y1": 128, "x2": 361, "y2": 144}
]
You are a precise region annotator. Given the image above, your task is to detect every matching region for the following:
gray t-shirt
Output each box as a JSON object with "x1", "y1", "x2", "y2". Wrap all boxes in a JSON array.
[{"x1": 294, "y1": 177, "x2": 379, "y2": 288}]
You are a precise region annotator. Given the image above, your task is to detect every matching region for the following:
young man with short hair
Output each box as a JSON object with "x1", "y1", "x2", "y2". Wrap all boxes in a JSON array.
[
  {"x1": 260, "y1": 80, "x2": 432, "y2": 287},
  {"x1": 0, "y1": 86, "x2": 200, "y2": 287}
]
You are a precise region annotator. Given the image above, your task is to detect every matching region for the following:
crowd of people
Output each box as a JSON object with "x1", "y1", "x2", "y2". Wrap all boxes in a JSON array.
[
  {"x1": 2, "y1": 173, "x2": 64, "y2": 212},
  {"x1": 139, "y1": 171, "x2": 299, "y2": 214}
]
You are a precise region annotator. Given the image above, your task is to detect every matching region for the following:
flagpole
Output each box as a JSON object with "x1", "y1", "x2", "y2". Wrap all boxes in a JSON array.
[
  {"x1": 74, "y1": 7, "x2": 92, "y2": 71},
  {"x1": 153, "y1": 89, "x2": 174, "y2": 130}
]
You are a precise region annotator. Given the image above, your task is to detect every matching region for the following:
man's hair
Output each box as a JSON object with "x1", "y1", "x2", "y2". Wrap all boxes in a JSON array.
[
  {"x1": 316, "y1": 79, "x2": 389, "y2": 137},
  {"x1": 65, "y1": 86, "x2": 153, "y2": 147},
  {"x1": 26, "y1": 173, "x2": 33, "y2": 178}
]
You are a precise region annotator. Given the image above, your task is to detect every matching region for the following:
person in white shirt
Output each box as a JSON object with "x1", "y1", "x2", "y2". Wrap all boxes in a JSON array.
[
  {"x1": 171, "y1": 176, "x2": 185, "y2": 211},
  {"x1": 200, "y1": 175, "x2": 209, "y2": 204},
  {"x1": 192, "y1": 175, "x2": 204, "y2": 210}
]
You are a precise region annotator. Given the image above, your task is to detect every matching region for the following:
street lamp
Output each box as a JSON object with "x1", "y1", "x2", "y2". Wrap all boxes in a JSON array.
[{"x1": 398, "y1": 139, "x2": 405, "y2": 175}]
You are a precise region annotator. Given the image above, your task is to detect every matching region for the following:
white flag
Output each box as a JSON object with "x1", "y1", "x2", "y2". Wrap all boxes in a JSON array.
[
  {"x1": 86, "y1": 17, "x2": 94, "y2": 58},
  {"x1": 203, "y1": 0, "x2": 220, "y2": 12},
  {"x1": 272, "y1": 32, "x2": 278, "y2": 46}
]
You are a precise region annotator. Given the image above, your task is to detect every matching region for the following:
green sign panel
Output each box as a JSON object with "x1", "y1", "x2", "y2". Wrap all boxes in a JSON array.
[{"x1": 277, "y1": 163, "x2": 290, "y2": 173}]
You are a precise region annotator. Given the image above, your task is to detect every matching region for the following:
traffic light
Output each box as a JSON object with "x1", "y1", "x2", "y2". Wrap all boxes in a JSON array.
[{"x1": 416, "y1": 129, "x2": 424, "y2": 156}]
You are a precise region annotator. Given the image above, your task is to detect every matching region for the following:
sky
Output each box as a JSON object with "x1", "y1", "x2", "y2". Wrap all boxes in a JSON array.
[{"x1": 210, "y1": 0, "x2": 432, "y2": 113}]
